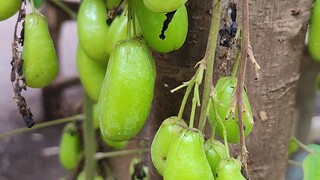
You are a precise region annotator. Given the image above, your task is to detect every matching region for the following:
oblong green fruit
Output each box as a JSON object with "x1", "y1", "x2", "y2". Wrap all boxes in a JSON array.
[
  {"x1": 143, "y1": 0, "x2": 186, "y2": 13},
  {"x1": 204, "y1": 139, "x2": 228, "y2": 175},
  {"x1": 209, "y1": 77, "x2": 253, "y2": 143},
  {"x1": 308, "y1": 0, "x2": 320, "y2": 61},
  {"x1": 133, "y1": 0, "x2": 188, "y2": 53},
  {"x1": 78, "y1": 0, "x2": 109, "y2": 65},
  {"x1": 0, "y1": 0, "x2": 21, "y2": 21},
  {"x1": 151, "y1": 116, "x2": 187, "y2": 175},
  {"x1": 216, "y1": 158, "x2": 245, "y2": 180},
  {"x1": 163, "y1": 128, "x2": 214, "y2": 180},
  {"x1": 98, "y1": 38, "x2": 156, "y2": 141},
  {"x1": 302, "y1": 154, "x2": 320, "y2": 180},
  {"x1": 59, "y1": 123, "x2": 82, "y2": 170},
  {"x1": 23, "y1": 13, "x2": 59, "y2": 88},
  {"x1": 93, "y1": 103, "x2": 100, "y2": 129},
  {"x1": 76, "y1": 45, "x2": 107, "y2": 101},
  {"x1": 102, "y1": 135, "x2": 128, "y2": 150}
]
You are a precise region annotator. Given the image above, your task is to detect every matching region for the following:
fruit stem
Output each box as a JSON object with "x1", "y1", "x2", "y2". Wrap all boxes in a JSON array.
[
  {"x1": 214, "y1": 103, "x2": 230, "y2": 158},
  {"x1": 189, "y1": 85, "x2": 199, "y2": 128},
  {"x1": 292, "y1": 137, "x2": 316, "y2": 154},
  {"x1": 198, "y1": 0, "x2": 222, "y2": 132},
  {"x1": 95, "y1": 148, "x2": 150, "y2": 160},
  {"x1": 288, "y1": 160, "x2": 302, "y2": 167},
  {"x1": 30, "y1": 0, "x2": 36, "y2": 13},
  {"x1": 126, "y1": 0, "x2": 132, "y2": 40},
  {"x1": 51, "y1": 0, "x2": 77, "y2": 20},
  {"x1": 83, "y1": 94, "x2": 96, "y2": 180},
  {"x1": 177, "y1": 78, "x2": 195, "y2": 120},
  {"x1": 0, "y1": 114, "x2": 84, "y2": 140}
]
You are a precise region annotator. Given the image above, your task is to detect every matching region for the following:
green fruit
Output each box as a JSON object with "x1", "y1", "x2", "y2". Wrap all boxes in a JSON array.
[
  {"x1": 107, "y1": 0, "x2": 121, "y2": 9},
  {"x1": 130, "y1": 157, "x2": 149, "y2": 180},
  {"x1": 308, "y1": 0, "x2": 320, "y2": 61},
  {"x1": 76, "y1": 45, "x2": 107, "y2": 101},
  {"x1": 59, "y1": 123, "x2": 82, "y2": 170},
  {"x1": 143, "y1": 0, "x2": 186, "y2": 13},
  {"x1": 93, "y1": 103, "x2": 100, "y2": 129},
  {"x1": 105, "y1": 7, "x2": 141, "y2": 56},
  {"x1": 133, "y1": 0, "x2": 188, "y2": 53},
  {"x1": 23, "y1": 13, "x2": 59, "y2": 88},
  {"x1": 151, "y1": 116, "x2": 187, "y2": 175},
  {"x1": 216, "y1": 158, "x2": 245, "y2": 180},
  {"x1": 78, "y1": 0, "x2": 109, "y2": 64},
  {"x1": 163, "y1": 128, "x2": 214, "y2": 180},
  {"x1": 307, "y1": 144, "x2": 320, "y2": 154},
  {"x1": 0, "y1": 0, "x2": 21, "y2": 21},
  {"x1": 209, "y1": 77, "x2": 253, "y2": 143},
  {"x1": 77, "y1": 171, "x2": 104, "y2": 180},
  {"x1": 98, "y1": 38, "x2": 156, "y2": 141},
  {"x1": 102, "y1": 136, "x2": 128, "y2": 149},
  {"x1": 204, "y1": 139, "x2": 228, "y2": 175},
  {"x1": 302, "y1": 154, "x2": 320, "y2": 180}
]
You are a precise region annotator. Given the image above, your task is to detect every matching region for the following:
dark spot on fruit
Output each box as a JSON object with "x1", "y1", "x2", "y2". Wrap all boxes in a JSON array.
[
  {"x1": 162, "y1": 156, "x2": 167, "y2": 161},
  {"x1": 159, "y1": 10, "x2": 177, "y2": 40},
  {"x1": 216, "y1": 173, "x2": 218, "y2": 178}
]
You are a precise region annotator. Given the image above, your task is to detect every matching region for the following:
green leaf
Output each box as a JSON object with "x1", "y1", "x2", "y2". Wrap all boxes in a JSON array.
[
  {"x1": 288, "y1": 138, "x2": 299, "y2": 156},
  {"x1": 302, "y1": 154, "x2": 320, "y2": 180},
  {"x1": 307, "y1": 144, "x2": 320, "y2": 154}
]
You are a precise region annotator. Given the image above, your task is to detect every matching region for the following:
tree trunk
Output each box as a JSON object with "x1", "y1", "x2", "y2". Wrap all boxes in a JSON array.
[{"x1": 149, "y1": 0, "x2": 313, "y2": 179}]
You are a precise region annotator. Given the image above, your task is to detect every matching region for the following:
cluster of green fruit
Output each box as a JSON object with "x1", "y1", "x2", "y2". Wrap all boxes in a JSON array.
[
  {"x1": 76, "y1": 0, "x2": 188, "y2": 146},
  {"x1": 151, "y1": 76, "x2": 253, "y2": 179}
]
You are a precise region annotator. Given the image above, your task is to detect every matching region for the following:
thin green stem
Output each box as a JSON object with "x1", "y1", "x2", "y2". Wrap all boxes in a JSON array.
[
  {"x1": 50, "y1": 0, "x2": 77, "y2": 20},
  {"x1": 189, "y1": 85, "x2": 198, "y2": 128},
  {"x1": 214, "y1": 103, "x2": 230, "y2": 158},
  {"x1": 288, "y1": 160, "x2": 302, "y2": 167},
  {"x1": 232, "y1": 48, "x2": 241, "y2": 77},
  {"x1": 84, "y1": 94, "x2": 96, "y2": 180},
  {"x1": 30, "y1": 0, "x2": 36, "y2": 13},
  {"x1": 198, "y1": 0, "x2": 222, "y2": 132},
  {"x1": 0, "y1": 114, "x2": 84, "y2": 140},
  {"x1": 126, "y1": 0, "x2": 132, "y2": 40},
  {"x1": 95, "y1": 148, "x2": 150, "y2": 160},
  {"x1": 209, "y1": 97, "x2": 217, "y2": 139},
  {"x1": 177, "y1": 78, "x2": 195, "y2": 120},
  {"x1": 292, "y1": 137, "x2": 315, "y2": 154}
]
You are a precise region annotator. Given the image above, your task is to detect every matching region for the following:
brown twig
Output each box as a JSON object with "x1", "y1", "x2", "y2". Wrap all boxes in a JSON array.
[{"x1": 235, "y1": 0, "x2": 250, "y2": 178}]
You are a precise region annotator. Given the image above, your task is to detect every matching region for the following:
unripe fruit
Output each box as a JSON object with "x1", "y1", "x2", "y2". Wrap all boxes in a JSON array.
[
  {"x1": 215, "y1": 158, "x2": 245, "y2": 180},
  {"x1": 23, "y1": 13, "x2": 59, "y2": 88},
  {"x1": 98, "y1": 38, "x2": 156, "y2": 141},
  {"x1": 59, "y1": 123, "x2": 82, "y2": 170},
  {"x1": 78, "y1": 0, "x2": 109, "y2": 64},
  {"x1": 204, "y1": 139, "x2": 228, "y2": 175},
  {"x1": 151, "y1": 116, "x2": 187, "y2": 175},
  {"x1": 163, "y1": 128, "x2": 214, "y2": 180},
  {"x1": 143, "y1": 0, "x2": 186, "y2": 13},
  {"x1": 76, "y1": 45, "x2": 107, "y2": 101},
  {"x1": 308, "y1": 0, "x2": 320, "y2": 61},
  {"x1": 0, "y1": 0, "x2": 21, "y2": 21},
  {"x1": 209, "y1": 77, "x2": 253, "y2": 143},
  {"x1": 102, "y1": 136, "x2": 128, "y2": 150},
  {"x1": 133, "y1": 0, "x2": 188, "y2": 53}
]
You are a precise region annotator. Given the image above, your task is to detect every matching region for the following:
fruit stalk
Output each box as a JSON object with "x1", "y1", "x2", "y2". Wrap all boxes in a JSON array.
[
  {"x1": 51, "y1": 0, "x2": 77, "y2": 20},
  {"x1": 83, "y1": 94, "x2": 96, "y2": 180},
  {"x1": 95, "y1": 148, "x2": 150, "y2": 160},
  {"x1": 235, "y1": 0, "x2": 250, "y2": 178},
  {"x1": 198, "y1": 0, "x2": 222, "y2": 132},
  {"x1": 0, "y1": 114, "x2": 84, "y2": 140}
]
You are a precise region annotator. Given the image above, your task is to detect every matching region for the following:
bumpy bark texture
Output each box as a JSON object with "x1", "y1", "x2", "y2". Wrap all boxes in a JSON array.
[{"x1": 149, "y1": 0, "x2": 313, "y2": 179}]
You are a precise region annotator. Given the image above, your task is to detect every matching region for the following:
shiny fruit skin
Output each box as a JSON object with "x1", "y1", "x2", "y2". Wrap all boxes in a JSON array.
[
  {"x1": 23, "y1": 13, "x2": 59, "y2": 88},
  {"x1": 78, "y1": 0, "x2": 109, "y2": 65},
  {"x1": 92, "y1": 103, "x2": 100, "y2": 129},
  {"x1": 151, "y1": 116, "x2": 187, "y2": 175},
  {"x1": 0, "y1": 0, "x2": 21, "y2": 21},
  {"x1": 59, "y1": 123, "x2": 82, "y2": 170},
  {"x1": 76, "y1": 45, "x2": 107, "y2": 101},
  {"x1": 133, "y1": 0, "x2": 188, "y2": 53},
  {"x1": 163, "y1": 128, "x2": 214, "y2": 180},
  {"x1": 215, "y1": 158, "x2": 245, "y2": 180},
  {"x1": 98, "y1": 38, "x2": 156, "y2": 141},
  {"x1": 204, "y1": 139, "x2": 228, "y2": 175},
  {"x1": 102, "y1": 136, "x2": 128, "y2": 150},
  {"x1": 209, "y1": 77, "x2": 253, "y2": 143},
  {"x1": 308, "y1": 0, "x2": 320, "y2": 61},
  {"x1": 143, "y1": 0, "x2": 186, "y2": 13}
]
